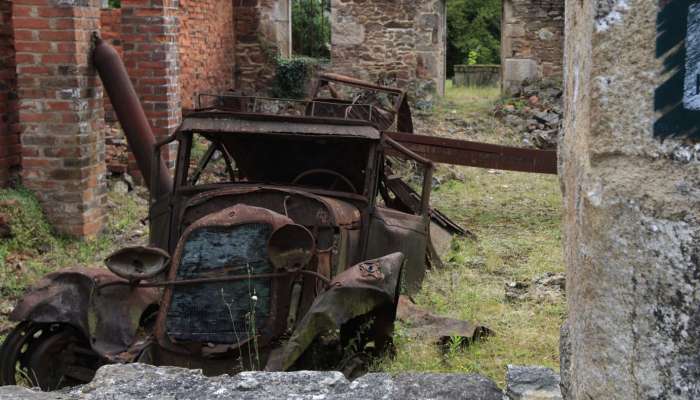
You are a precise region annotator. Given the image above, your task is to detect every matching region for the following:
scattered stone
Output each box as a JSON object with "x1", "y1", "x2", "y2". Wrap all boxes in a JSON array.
[
  {"x1": 112, "y1": 180, "x2": 130, "y2": 195},
  {"x1": 505, "y1": 281, "x2": 530, "y2": 302},
  {"x1": 494, "y1": 79, "x2": 563, "y2": 149},
  {"x1": 505, "y1": 365, "x2": 563, "y2": 400},
  {"x1": 0, "y1": 363, "x2": 506, "y2": 400},
  {"x1": 505, "y1": 272, "x2": 566, "y2": 303}
]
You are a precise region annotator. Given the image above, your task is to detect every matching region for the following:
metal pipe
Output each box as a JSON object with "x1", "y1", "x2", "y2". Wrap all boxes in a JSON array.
[{"x1": 92, "y1": 33, "x2": 173, "y2": 195}]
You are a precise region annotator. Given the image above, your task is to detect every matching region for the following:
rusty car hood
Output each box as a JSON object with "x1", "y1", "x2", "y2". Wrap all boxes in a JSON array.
[{"x1": 181, "y1": 185, "x2": 362, "y2": 228}]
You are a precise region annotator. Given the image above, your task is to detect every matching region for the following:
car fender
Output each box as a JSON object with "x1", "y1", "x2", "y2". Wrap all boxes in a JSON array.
[
  {"x1": 10, "y1": 268, "x2": 160, "y2": 359},
  {"x1": 265, "y1": 252, "x2": 405, "y2": 371}
]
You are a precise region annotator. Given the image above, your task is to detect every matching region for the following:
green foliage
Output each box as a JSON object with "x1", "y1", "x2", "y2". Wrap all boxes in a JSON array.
[
  {"x1": 292, "y1": 0, "x2": 331, "y2": 59},
  {"x1": 447, "y1": 0, "x2": 501, "y2": 76},
  {"x1": 108, "y1": 0, "x2": 120, "y2": 8},
  {"x1": 467, "y1": 50, "x2": 479, "y2": 66},
  {"x1": 372, "y1": 85, "x2": 564, "y2": 386},
  {"x1": 0, "y1": 186, "x2": 147, "y2": 299},
  {"x1": 271, "y1": 57, "x2": 319, "y2": 99}
]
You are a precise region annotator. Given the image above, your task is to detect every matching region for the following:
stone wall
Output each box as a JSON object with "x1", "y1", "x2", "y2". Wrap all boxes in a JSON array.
[
  {"x1": 178, "y1": 0, "x2": 236, "y2": 110},
  {"x1": 330, "y1": 0, "x2": 446, "y2": 103},
  {"x1": 234, "y1": 0, "x2": 290, "y2": 94},
  {"x1": 561, "y1": 0, "x2": 700, "y2": 398},
  {"x1": 0, "y1": 0, "x2": 19, "y2": 187},
  {"x1": 502, "y1": 0, "x2": 564, "y2": 93}
]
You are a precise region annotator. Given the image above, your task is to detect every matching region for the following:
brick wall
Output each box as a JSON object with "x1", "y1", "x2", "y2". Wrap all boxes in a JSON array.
[
  {"x1": 0, "y1": 0, "x2": 19, "y2": 187},
  {"x1": 121, "y1": 0, "x2": 181, "y2": 181},
  {"x1": 501, "y1": 0, "x2": 564, "y2": 92},
  {"x1": 12, "y1": 0, "x2": 106, "y2": 237},
  {"x1": 330, "y1": 0, "x2": 446, "y2": 102},
  {"x1": 100, "y1": 7, "x2": 121, "y2": 122},
  {"x1": 178, "y1": 0, "x2": 236, "y2": 110}
]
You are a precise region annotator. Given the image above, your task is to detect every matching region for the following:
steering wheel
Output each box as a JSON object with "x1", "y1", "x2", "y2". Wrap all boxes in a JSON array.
[{"x1": 292, "y1": 169, "x2": 359, "y2": 194}]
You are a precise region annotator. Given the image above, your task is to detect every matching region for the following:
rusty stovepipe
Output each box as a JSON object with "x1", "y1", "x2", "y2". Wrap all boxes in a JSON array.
[{"x1": 92, "y1": 33, "x2": 173, "y2": 196}]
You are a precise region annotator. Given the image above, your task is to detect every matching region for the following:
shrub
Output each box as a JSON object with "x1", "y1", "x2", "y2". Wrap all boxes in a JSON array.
[{"x1": 270, "y1": 57, "x2": 320, "y2": 99}]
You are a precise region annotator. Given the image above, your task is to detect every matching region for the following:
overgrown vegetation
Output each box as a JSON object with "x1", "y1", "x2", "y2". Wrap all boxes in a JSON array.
[
  {"x1": 375, "y1": 83, "x2": 564, "y2": 386},
  {"x1": 0, "y1": 185, "x2": 147, "y2": 310},
  {"x1": 447, "y1": 0, "x2": 501, "y2": 76},
  {"x1": 271, "y1": 57, "x2": 319, "y2": 99}
]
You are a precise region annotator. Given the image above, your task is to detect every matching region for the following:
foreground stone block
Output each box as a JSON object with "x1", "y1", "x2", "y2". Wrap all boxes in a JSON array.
[
  {"x1": 0, "y1": 363, "x2": 505, "y2": 400},
  {"x1": 505, "y1": 365, "x2": 562, "y2": 400}
]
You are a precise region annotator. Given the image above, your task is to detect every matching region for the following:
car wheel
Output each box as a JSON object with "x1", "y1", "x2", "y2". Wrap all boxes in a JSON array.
[{"x1": 0, "y1": 322, "x2": 102, "y2": 391}]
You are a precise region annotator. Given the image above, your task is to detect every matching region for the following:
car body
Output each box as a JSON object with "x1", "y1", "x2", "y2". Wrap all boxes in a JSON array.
[{"x1": 0, "y1": 73, "x2": 439, "y2": 390}]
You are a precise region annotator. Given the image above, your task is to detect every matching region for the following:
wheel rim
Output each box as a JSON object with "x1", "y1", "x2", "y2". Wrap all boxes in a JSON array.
[{"x1": 0, "y1": 322, "x2": 101, "y2": 391}]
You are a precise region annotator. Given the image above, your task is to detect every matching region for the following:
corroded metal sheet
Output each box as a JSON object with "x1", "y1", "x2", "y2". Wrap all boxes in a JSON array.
[
  {"x1": 180, "y1": 116, "x2": 381, "y2": 140},
  {"x1": 166, "y1": 224, "x2": 274, "y2": 343},
  {"x1": 386, "y1": 131, "x2": 558, "y2": 174}
]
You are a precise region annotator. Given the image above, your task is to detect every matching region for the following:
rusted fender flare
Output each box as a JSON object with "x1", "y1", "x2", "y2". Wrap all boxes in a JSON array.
[
  {"x1": 10, "y1": 268, "x2": 160, "y2": 360},
  {"x1": 265, "y1": 252, "x2": 405, "y2": 371}
]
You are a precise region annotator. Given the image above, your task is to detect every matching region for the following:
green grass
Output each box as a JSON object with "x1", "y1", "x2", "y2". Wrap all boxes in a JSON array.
[
  {"x1": 375, "y1": 84, "x2": 564, "y2": 387},
  {"x1": 439, "y1": 80, "x2": 502, "y2": 117},
  {"x1": 0, "y1": 186, "x2": 147, "y2": 300}
]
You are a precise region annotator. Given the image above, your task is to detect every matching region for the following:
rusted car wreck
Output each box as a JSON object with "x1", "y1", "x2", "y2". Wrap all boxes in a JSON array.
[{"x1": 0, "y1": 36, "x2": 557, "y2": 390}]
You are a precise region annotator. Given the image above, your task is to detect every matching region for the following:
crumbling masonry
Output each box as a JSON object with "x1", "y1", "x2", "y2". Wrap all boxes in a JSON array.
[{"x1": 0, "y1": 0, "x2": 565, "y2": 234}]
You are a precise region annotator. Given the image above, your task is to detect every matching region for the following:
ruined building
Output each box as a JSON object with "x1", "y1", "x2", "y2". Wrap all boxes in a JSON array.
[{"x1": 0, "y1": 0, "x2": 565, "y2": 236}]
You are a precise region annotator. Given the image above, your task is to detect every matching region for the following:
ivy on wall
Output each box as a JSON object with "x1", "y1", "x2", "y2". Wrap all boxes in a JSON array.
[{"x1": 270, "y1": 57, "x2": 319, "y2": 99}]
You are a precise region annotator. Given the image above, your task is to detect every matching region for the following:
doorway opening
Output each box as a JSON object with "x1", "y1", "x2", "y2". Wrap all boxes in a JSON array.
[
  {"x1": 445, "y1": 0, "x2": 502, "y2": 88},
  {"x1": 291, "y1": 0, "x2": 332, "y2": 60}
]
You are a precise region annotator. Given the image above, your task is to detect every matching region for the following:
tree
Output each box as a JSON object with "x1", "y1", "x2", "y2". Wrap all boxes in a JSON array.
[
  {"x1": 292, "y1": 0, "x2": 332, "y2": 59},
  {"x1": 446, "y1": 0, "x2": 501, "y2": 77}
]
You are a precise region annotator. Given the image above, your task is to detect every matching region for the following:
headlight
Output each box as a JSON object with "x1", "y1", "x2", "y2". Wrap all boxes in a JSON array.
[
  {"x1": 105, "y1": 246, "x2": 170, "y2": 281},
  {"x1": 267, "y1": 224, "x2": 315, "y2": 269}
]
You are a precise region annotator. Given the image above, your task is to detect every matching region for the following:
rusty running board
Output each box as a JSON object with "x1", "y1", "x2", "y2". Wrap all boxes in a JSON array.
[{"x1": 386, "y1": 132, "x2": 558, "y2": 175}]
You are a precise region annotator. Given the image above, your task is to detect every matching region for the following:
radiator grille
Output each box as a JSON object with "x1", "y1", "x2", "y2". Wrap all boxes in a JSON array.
[{"x1": 166, "y1": 223, "x2": 273, "y2": 344}]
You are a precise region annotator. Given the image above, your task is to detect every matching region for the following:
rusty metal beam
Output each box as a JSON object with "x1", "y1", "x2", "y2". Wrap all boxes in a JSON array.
[{"x1": 385, "y1": 132, "x2": 558, "y2": 175}]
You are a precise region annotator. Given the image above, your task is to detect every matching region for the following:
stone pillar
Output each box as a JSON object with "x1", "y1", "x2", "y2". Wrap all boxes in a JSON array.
[
  {"x1": 12, "y1": 0, "x2": 105, "y2": 237},
  {"x1": 234, "y1": 0, "x2": 280, "y2": 94},
  {"x1": 120, "y1": 0, "x2": 180, "y2": 179},
  {"x1": 561, "y1": 1, "x2": 700, "y2": 398},
  {"x1": 500, "y1": 0, "x2": 565, "y2": 94},
  {"x1": 0, "y1": 0, "x2": 19, "y2": 187}
]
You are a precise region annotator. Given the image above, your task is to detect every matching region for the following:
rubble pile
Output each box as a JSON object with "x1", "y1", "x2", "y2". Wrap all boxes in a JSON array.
[
  {"x1": 494, "y1": 79, "x2": 563, "y2": 149},
  {"x1": 105, "y1": 123, "x2": 130, "y2": 175}
]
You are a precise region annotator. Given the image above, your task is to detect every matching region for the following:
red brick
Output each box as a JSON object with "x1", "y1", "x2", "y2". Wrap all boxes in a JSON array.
[{"x1": 11, "y1": 17, "x2": 50, "y2": 30}]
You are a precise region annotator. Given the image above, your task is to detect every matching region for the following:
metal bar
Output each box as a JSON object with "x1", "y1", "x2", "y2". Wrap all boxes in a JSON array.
[
  {"x1": 188, "y1": 143, "x2": 217, "y2": 185},
  {"x1": 385, "y1": 131, "x2": 558, "y2": 175},
  {"x1": 93, "y1": 35, "x2": 173, "y2": 195},
  {"x1": 319, "y1": 73, "x2": 405, "y2": 95},
  {"x1": 98, "y1": 270, "x2": 330, "y2": 290},
  {"x1": 383, "y1": 137, "x2": 434, "y2": 167}
]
